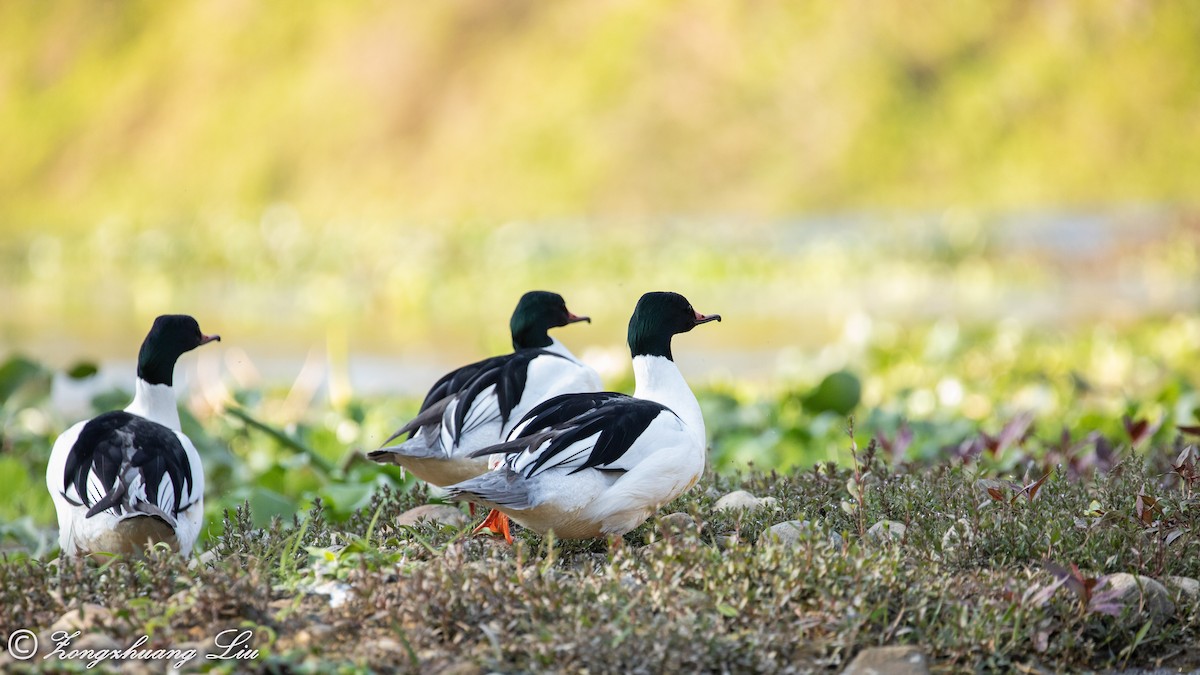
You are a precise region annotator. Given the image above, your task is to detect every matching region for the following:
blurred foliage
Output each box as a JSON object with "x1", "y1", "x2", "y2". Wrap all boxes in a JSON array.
[
  {"x1": 4, "y1": 209, "x2": 1199, "y2": 368},
  {"x1": 6, "y1": 310, "x2": 1200, "y2": 551},
  {"x1": 4, "y1": 1, "x2": 1200, "y2": 361},
  {"x1": 2, "y1": 2, "x2": 1199, "y2": 224}
]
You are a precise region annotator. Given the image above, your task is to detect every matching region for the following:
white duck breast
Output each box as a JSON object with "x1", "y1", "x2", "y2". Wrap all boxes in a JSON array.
[{"x1": 370, "y1": 339, "x2": 600, "y2": 486}]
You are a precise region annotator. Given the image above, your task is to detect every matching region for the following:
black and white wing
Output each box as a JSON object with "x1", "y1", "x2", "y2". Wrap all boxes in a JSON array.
[
  {"x1": 59, "y1": 411, "x2": 198, "y2": 525},
  {"x1": 380, "y1": 348, "x2": 569, "y2": 448},
  {"x1": 472, "y1": 391, "x2": 678, "y2": 479}
]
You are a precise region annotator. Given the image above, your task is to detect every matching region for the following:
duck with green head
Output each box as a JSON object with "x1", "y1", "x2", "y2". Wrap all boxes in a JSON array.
[
  {"x1": 369, "y1": 291, "x2": 601, "y2": 487},
  {"x1": 447, "y1": 291, "x2": 720, "y2": 541},
  {"x1": 46, "y1": 315, "x2": 219, "y2": 558}
]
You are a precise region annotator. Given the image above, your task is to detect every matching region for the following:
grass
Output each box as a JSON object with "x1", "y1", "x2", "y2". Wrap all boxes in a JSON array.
[{"x1": 1, "y1": 447, "x2": 1197, "y2": 672}]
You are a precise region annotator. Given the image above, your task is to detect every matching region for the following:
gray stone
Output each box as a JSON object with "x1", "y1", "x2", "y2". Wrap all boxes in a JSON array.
[
  {"x1": 1103, "y1": 573, "x2": 1174, "y2": 623},
  {"x1": 73, "y1": 633, "x2": 121, "y2": 651},
  {"x1": 940, "y1": 518, "x2": 974, "y2": 552},
  {"x1": 291, "y1": 623, "x2": 334, "y2": 648},
  {"x1": 36, "y1": 631, "x2": 56, "y2": 658},
  {"x1": 758, "y1": 520, "x2": 843, "y2": 548},
  {"x1": 437, "y1": 662, "x2": 485, "y2": 675},
  {"x1": 396, "y1": 504, "x2": 469, "y2": 528},
  {"x1": 52, "y1": 634, "x2": 127, "y2": 668},
  {"x1": 714, "y1": 490, "x2": 778, "y2": 512},
  {"x1": 367, "y1": 638, "x2": 403, "y2": 653},
  {"x1": 51, "y1": 604, "x2": 112, "y2": 633},
  {"x1": 174, "y1": 641, "x2": 210, "y2": 671},
  {"x1": 658, "y1": 512, "x2": 700, "y2": 537},
  {"x1": 167, "y1": 589, "x2": 194, "y2": 607},
  {"x1": 843, "y1": 646, "x2": 929, "y2": 675},
  {"x1": 759, "y1": 520, "x2": 806, "y2": 545},
  {"x1": 188, "y1": 548, "x2": 219, "y2": 569},
  {"x1": 715, "y1": 534, "x2": 742, "y2": 550},
  {"x1": 1163, "y1": 575, "x2": 1199, "y2": 599},
  {"x1": 866, "y1": 520, "x2": 907, "y2": 545}
]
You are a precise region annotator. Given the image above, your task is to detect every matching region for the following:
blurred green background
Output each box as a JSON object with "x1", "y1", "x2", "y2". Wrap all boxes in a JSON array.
[
  {"x1": 4, "y1": 1, "x2": 1200, "y2": 352},
  {"x1": 3, "y1": 2, "x2": 1200, "y2": 547}
]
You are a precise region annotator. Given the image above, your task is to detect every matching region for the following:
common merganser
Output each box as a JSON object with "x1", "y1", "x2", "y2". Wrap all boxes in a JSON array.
[
  {"x1": 46, "y1": 315, "x2": 218, "y2": 558},
  {"x1": 368, "y1": 291, "x2": 601, "y2": 487},
  {"x1": 446, "y1": 291, "x2": 719, "y2": 540}
]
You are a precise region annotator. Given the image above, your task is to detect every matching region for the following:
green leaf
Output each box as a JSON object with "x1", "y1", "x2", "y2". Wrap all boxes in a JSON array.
[
  {"x1": 716, "y1": 603, "x2": 739, "y2": 617},
  {"x1": 0, "y1": 355, "x2": 51, "y2": 408},
  {"x1": 66, "y1": 361, "x2": 99, "y2": 379},
  {"x1": 248, "y1": 488, "x2": 296, "y2": 526},
  {"x1": 319, "y1": 483, "x2": 374, "y2": 515},
  {"x1": 802, "y1": 371, "x2": 862, "y2": 415},
  {"x1": 225, "y1": 406, "x2": 336, "y2": 476}
]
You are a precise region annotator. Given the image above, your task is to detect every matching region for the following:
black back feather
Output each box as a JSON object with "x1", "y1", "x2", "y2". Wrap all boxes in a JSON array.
[
  {"x1": 448, "y1": 349, "x2": 568, "y2": 442},
  {"x1": 401, "y1": 349, "x2": 568, "y2": 444},
  {"x1": 483, "y1": 392, "x2": 672, "y2": 478},
  {"x1": 62, "y1": 411, "x2": 193, "y2": 519},
  {"x1": 416, "y1": 360, "x2": 490, "y2": 414}
]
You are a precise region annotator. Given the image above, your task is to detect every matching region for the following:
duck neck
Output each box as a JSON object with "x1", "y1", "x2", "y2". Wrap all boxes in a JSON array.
[
  {"x1": 512, "y1": 325, "x2": 552, "y2": 351},
  {"x1": 540, "y1": 337, "x2": 578, "y2": 361},
  {"x1": 125, "y1": 378, "x2": 182, "y2": 431},
  {"x1": 631, "y1": 355, "x2": 704, "y2": 442}
]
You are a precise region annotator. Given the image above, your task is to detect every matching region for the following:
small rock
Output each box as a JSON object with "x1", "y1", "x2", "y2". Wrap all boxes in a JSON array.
[
  {"x1": 57, "y1": 634, "x2": 123, "y2": 666},
  {"x1": 396, "y1": 504, "x2": 469, "y2": 528},
  {"x1": 307, "y1": 580, "x2": 353, "y2": 608},
  {"x1": 288, "y1": 619, "x2": 331, "y2": 648},
  {"x1": 619, "y1": 573, "x2": 642, "y2": 591},
  {"x1": 51, "y1": 604, "x2": 112, "y2": 633},
  {"x1": 563, "y1": 552, "x2": 609, "y2": 573},
  {"x1": 188, "y1": 548, "x2": 219, "y2": 570},
  {"x1": 308, "y1": 623, "x2": 335, "y2": 640},
  {"x1": 1163, "y1": 575, "x2": 1199, "y2": 600},
  {"x1": 367, "y1": 637, "x2": 403, "y2": 653},
  {"x1": 940, "y1": 518, "x2": 974, "y2": 552},
  {"x1": 37, "y1": 631, "x2": 56, "y2": 657},
  {"x1": 714, "y1": 490, "x2": 778, "y2": 512},
  {"x1": 437, "y1": 661, "x2": 485, "y2": 675},
  {"x1": 715, "y1": 534, "x2": 741, "y2": 550},
  {"x1": 167, "y1": 589, "x2": 193, "y2": 607},
  {"x1": 74, "y1": 633, "x2": 121, "y2": 651},
  {"x1": 269, "y1": 598, "x2": 294, "y2": 612},
  {"x1": 759, "y1": 521, "x2": 804, "y2": 545},
  {"x1": 1103, "y1": 573, "x2": 1175, "y2": 623},
  {"x1": 658, "y1": 512, "x2": 700, "y2": 537},
  {"x1": 174, "y1": 641, "x2": 209, "y2": 670},
  {"x1": 866, "y1": 520, "x2": 906, "y2": 545},
  {"x1": 758, "y1": 520, "x2": 843, "y2": 548},
  {"x1": 843, "y1": 646, "x2": 929, "y2": 675}
]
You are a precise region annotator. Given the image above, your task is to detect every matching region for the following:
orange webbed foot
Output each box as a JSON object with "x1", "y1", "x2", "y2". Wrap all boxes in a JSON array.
[{"x1": 471, "y1": 509, "x2": 513, "y2": 545}]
